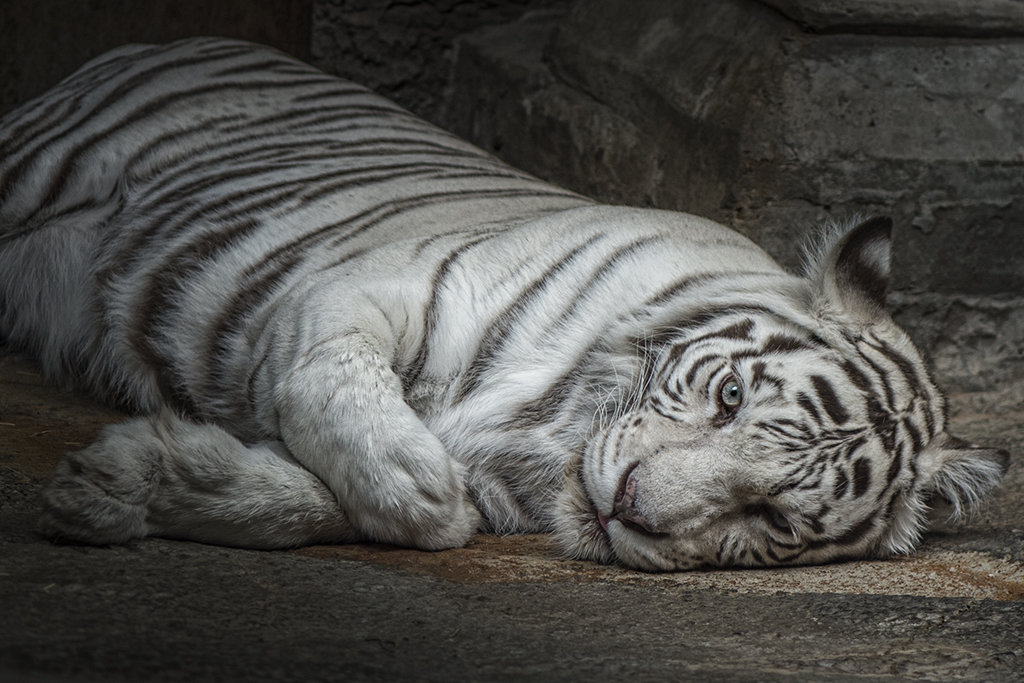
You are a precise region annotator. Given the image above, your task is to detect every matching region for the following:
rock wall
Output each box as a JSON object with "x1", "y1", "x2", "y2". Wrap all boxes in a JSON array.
[
  {"x1": 310, "y1": 0, "x2": 566, "y2": 124},
  {"x1": 0, "y1": 0, "x2": 313, "y2": 117}
]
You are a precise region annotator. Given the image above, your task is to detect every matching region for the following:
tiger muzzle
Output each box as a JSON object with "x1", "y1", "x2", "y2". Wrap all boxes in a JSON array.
[{"x1": 609, "y1": 463, "x2": 662, "y2": 536}]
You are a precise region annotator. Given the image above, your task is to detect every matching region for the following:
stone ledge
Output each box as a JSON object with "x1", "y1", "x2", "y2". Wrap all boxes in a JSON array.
[{"x1": 760, "y1": 0, "x2": 1024, "y2": 36}]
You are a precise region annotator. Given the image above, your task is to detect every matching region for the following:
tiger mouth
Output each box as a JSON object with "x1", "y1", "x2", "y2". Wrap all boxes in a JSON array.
[
  {"x1": 594, "y1": 505, "x2": 612, "y2": 536},
  {"x1": 593, "y1": 461, "x2": 635, "y2": 535}
]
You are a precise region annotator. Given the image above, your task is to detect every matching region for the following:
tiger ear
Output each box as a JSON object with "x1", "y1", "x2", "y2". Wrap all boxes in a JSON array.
[
  {"x1": 917, "y1": 433, "x2": 1009, "y2": 520},
  {"x1": 808, "y1": 216, "x2": 893, "y2": 322}
]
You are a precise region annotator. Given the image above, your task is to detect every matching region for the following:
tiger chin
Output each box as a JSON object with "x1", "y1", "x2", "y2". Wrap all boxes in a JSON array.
[{"x1": 2, "y1": 37, "x2": 1009, "y2": 572}]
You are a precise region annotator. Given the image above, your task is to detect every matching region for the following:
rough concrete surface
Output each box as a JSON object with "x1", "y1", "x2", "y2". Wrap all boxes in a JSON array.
[{"x1": 2, "y1": 343, "x2": 1022, "y2": 682}]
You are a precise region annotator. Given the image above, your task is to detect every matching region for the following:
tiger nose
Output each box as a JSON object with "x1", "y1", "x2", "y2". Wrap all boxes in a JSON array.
[{"x1": 612, "y1": 468, "x2": 656, "y2": 534}]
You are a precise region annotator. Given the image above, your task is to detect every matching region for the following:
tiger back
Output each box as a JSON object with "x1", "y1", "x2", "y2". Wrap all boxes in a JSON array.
[{"x1": 0, "y1": 37, "x2": 1007, "y2": 570}]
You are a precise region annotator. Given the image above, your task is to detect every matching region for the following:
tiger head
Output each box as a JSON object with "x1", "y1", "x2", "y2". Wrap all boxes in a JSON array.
[{"x1": 556, "y1": 217, "x2": 1009, "y2": 571}]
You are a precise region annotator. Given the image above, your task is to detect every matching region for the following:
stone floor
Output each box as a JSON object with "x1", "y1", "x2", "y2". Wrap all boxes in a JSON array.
[{"x1": 1, "y1": 346, "x2": 1022, "y2": 682}]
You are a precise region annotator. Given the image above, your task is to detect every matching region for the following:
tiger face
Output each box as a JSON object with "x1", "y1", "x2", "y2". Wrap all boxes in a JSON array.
[{"x1": 556, "y1": 218, "x2": 1009, "y2": 570}]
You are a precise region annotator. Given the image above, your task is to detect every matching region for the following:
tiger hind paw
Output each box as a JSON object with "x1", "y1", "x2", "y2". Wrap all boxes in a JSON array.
[{"x1": 38, "y1": 424, "x2": 159, "y2": 545}]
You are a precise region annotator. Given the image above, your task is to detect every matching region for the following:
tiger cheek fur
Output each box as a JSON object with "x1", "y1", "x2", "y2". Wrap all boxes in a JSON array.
[{"x1": 0, "y1": 38, "x2": 1008, "y2": 570}]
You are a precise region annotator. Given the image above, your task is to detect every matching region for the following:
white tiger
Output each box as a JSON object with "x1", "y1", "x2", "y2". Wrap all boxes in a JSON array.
[{"x1": 0, "y1": 37, "x2": 1007, "y2": 570}]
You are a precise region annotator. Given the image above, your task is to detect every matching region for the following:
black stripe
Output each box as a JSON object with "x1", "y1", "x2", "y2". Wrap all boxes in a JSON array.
[
  {"x1": 851, "y1": 457, "x2": 872, "y2": 498},
  {"x1": 663, "y1": 318, "x2": 755, "y2": 378},
  {"x1": 682, "y1": 353, "x2": 719, "y2": 387},
  {"x1": 546, "y1": 236, "x2": 664, "y2": 332},
  {"x1": 692, "y1": 319, "x2": 755, "y2": 344},
  {"x1": 840, "y1": 358, "x2": 873, "y2": 393},
  {"x1": 1, "y1": 46, "x2": 261, "y2": 207},
  {"x1": 804, "y1": 507, "x2": 828, "y2": 536},
  {"x1": 748, "y1": 361, "x2": 785, "y2": 393},
  {"x1": 810, "y1": 375, "x2": 850, "y2": 425},
  {"x1": 900, "y1": 416, "x2": 924, "y2": 454},
  {"x1": 872, "y1": 338, "x2": 926, "y2": 399},
  {"x1": 0, "y1": 46, "x2": 159, "y2": 172},
  {"x1": 135, "y1": 136, "x2": 488, "y2": 212},
  {"x1": 872, "y1": 337, "x2": 938, "y2": 437},
  {"x1": 652, "y1": 307, "x2": 773, "y2": 346},
  {"x1": 799, "y1": 513, "x2": 878, "y2": 555},
  {"x1": 866, "y1": 397, "x2": 896, "y2": 453},
  {"x1": 508, "y1": 370, "x2": 578, "y2": 427},
  {"x1": 217, "y1": 104, "x2": 428, "y2": 137},
  {"x1": 509, "y1": 335, "x2": 629, "y2": 429},
  {"x1": 762, "y1": 544, "x2": 782, "y2": 563},
  {"x1": 211, "y1": 57, "x2": 307, "y2": 78},
  {"x1": 761, "y1": 334, "x2": 818, "y2": 354},
  {"x1": 642, "y1": 271, "x2": 783, "y2": 309},
  {"x1": 246, "y1": 346, "x2": 273, "y2": 413},
  {"x1": 761, "y1": 418, "x2": 811, "y2": 441},
  {"x1": 216, "y1": 100, "x2": 399, "y2": 135},
  {"x1": 796, "y1": 391, "x2": 822, "y2": 426},
  {"x1": 107, "y1": 179, "x2": 576, "y2": 293},
  {"x1": 25, "y1": 77, "x2": 342, "y2": 222},
  {"x1": 833, "y1": 469, "x2": 850, "y2": 499},
  {"x1": 854, "y1": 347, "x2": 898, "y2": 411},
  {"x1": 133, "y1": 216, "x2": 263, "y2": 416},
  {"x1": 205, "y1": 246, "x2": 374, "y2": 405},
  {"x1": 131, "y1": 135, "x2": 475, "y2": 218},
  {"x1": 402, "y1": 235, "x2": 498, "y2": 392},
  {"x1": 717, "y1": 539, "x2": 731, "y2": 566},
  {"x1": 883, "y1": 448, "x2": 904, "y2": 491},
  {"x1": 452, "y1": 235, "x2": 604, "y2": 403}
]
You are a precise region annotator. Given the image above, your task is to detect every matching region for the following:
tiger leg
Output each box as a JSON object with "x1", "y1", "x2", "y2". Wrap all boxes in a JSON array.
[
  {"x1": 268, "y1": 328, "x2": 482, "y2": 551},
  {"x1": 39, "y1": 409, "x2": 355, "y2": 548}
]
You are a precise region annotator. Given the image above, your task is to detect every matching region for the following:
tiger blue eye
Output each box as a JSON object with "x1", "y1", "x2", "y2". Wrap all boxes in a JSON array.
[{"x1": 720, "y1": 376, "x2": 743, "y2": 409}]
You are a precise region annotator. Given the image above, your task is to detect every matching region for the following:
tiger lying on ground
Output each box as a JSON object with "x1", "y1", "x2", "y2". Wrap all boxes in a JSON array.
[{"x1": 0, "y1": 37, "x2": 1008, "y2": 570}]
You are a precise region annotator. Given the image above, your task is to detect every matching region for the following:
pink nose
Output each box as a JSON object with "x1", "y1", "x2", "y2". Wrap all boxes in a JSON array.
[{"x1": 612, "y1": 468, "x2": 656, "y2": 534}]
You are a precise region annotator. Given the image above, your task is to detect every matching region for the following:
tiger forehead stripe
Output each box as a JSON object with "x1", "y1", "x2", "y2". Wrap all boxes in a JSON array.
[
  {"x1": 683, "y1": 353, "x2": 720, "y2": 387},
  {"x1": 749, "y1": 361, "x2": 785, "y2": 392},
  {"x1": 663, "y1": 318, "x2": 755, "y2": 365},
  {"x1": 809, "y1": 375, "x2": 851, "y2": 425}
]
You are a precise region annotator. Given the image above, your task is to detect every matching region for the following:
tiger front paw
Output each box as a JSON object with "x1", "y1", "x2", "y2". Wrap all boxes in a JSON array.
[{"x1": 344, "y1": 459, "x2": 483, "y2": 551}]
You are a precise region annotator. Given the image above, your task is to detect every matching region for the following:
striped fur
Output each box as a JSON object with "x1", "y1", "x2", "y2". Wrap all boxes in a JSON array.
[{"x1": 0, "y1": 38, "x2": 1007, "y2": 569}]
